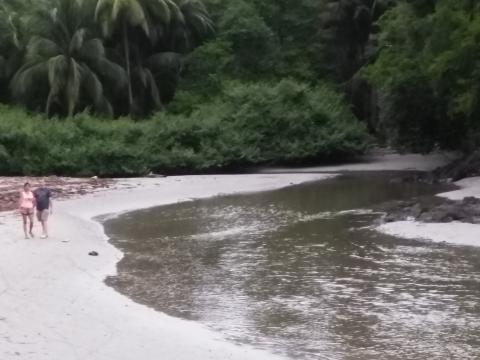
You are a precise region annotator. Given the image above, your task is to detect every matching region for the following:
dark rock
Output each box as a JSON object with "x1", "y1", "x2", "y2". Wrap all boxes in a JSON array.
[
  {"x1": 431, "y1": 150, "x2": 480, "y2": 182},
  {"x1": 381, "y1": 196, "x2": 480, "y2": 225},
  {"x1": 464, "y1": 197, "x2": 480, "y2": 205},
  {"x1": 88, "y1": 251, "x2": 99, "y2": 256}
]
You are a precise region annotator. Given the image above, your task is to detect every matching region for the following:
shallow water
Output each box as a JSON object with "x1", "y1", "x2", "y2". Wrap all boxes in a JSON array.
[{"x1": 104, "y1": 173, "x2": 480, "y2": 359}]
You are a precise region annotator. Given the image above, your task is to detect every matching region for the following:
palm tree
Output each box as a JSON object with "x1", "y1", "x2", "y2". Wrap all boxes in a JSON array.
[
  {"x1": 132, "y1": 1, "x2": 213, "y2": 115},
  {"x1": 131, "y1": 51, "x2": 182, "y2": 115},
  {"x1": 95, "y1": 0, "x2": 213, "y2": 116},
  {"x1": 11, "y1": 0, "x2": 126, "y2": 117},
  {"x1": 95, "y1": 0, "x2": 177, "y2": 114},
  {"x1": 160, "y1": 0, "x2": 214, "y2": 52},
  {"x1": 0, "y1": 0, "x2": 36, "y2": 101}
]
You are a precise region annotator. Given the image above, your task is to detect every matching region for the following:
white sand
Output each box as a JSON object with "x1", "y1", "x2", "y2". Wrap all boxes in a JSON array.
[
  {"x1": 0, "y1": 174, "x2": 334, "y2": 360},
  {"x1": 261, "y1": 152, "x2": 457, "y2": 173},
  {"x1": 378, "y1": 177, "x2": 480, "y2": 247}
]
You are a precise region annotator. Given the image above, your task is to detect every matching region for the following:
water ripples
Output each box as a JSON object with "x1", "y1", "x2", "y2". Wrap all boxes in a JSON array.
[{"x1": 104, "y1": 174, "x2": 480, "y2": 359}]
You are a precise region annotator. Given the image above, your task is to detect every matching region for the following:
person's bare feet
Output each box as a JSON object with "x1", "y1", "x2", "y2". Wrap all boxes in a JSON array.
[{"x1": 29, "y1": 232, "x2": 34, "y2": 238}]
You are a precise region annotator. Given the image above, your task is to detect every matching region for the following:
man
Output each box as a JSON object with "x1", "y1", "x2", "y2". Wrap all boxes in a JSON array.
[{"x1": 34, "y1": 183, "x2": 52, "y2": 239}]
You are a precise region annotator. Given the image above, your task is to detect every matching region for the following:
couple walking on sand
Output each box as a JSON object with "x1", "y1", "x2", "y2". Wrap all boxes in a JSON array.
[{"x1": 19, "y1": 181, "x2": 52, "y2": 239}]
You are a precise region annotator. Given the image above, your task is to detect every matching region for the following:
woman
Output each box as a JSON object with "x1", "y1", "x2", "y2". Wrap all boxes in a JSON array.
[{"x1": 19, "y1": 182, "x2": 35, "y2": 239}]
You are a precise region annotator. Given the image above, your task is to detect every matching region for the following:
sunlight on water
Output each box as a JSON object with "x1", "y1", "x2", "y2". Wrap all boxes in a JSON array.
[{"x1": 104, "y1": 174, "x2": 480, "y2": 359}]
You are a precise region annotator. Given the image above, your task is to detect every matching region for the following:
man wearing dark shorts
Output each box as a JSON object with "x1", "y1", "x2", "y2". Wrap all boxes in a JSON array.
[{"x1": 34, "y1": 185, "x2": 52, "y2": 239}]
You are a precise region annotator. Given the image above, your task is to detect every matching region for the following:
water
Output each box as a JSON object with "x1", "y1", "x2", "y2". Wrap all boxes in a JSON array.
[{"x1": 104, "y1": 173, "x2": 480, "y2": 359}]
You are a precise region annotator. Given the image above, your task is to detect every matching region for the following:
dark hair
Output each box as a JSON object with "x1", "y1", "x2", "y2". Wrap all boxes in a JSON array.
[{"x1": 24, "y1": 182, "x2": 30, "y2": 188}]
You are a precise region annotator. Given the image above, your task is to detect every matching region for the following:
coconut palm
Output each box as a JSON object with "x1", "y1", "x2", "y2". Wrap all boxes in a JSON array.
[
  {"x1": 95, "y1": 0, "x2": 213, "y2": 116},
  {"x1": 168, "y1": 0, "x2": 214, "y2": 52},
  {"x1": 130, "y1": 0, "x2": 213, "y2": 115},
  {"x1": 0, "y1": 0, "x2": 35, "y2": 101},
  {"x1": 11, "y1": 0, "x2": 126, "y2": 117},
  {"x1": 130, "y1": 51, "x2": 183, "y2": 115},
  {"x1": 95, "y1": 0, "x2": 179, "y2": 114}
]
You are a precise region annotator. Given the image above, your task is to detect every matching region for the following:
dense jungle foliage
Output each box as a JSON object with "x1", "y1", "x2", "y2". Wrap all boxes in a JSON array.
[{"x1": 0, "y1": 0, "x2": 477, "y2": 175}]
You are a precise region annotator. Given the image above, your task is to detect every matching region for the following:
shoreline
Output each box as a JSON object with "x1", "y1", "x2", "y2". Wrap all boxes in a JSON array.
[
  {"x1": 0, "y1": 152, "x2": 472, "y2": 359},
  {"x1": 259, "y1": 151, "x2": 457, "y2": 173},
  {"x1": 0, "y1": 174, "x2": 333, "y2": 360},
  {"x1": 377, "y1": 177, "x2": 480, "y2": 247}
]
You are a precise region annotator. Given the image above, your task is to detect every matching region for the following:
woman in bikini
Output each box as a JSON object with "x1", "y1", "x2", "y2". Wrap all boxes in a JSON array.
[{"x1": 19, "y1": 182, "x2": 35, "y2": 239}]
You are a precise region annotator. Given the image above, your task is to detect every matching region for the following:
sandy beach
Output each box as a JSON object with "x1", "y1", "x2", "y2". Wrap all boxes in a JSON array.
[
  {"x1": 0, "y1": 174, "x2": 334, "y2": 360},
  {"x1": 0, "y1": 152, "x2": 476, "y2": 360}
]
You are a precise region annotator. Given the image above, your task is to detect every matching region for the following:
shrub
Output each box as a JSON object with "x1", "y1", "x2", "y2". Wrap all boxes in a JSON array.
[
  {"x1": 0, "y1": 79, "x2": 370, "y2": 176},
  {"x1": 148, "y1": 79, "x2": 370, "y2": 171}
]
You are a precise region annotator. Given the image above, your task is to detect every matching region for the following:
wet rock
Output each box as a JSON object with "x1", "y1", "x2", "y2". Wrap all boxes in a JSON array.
[
  {"x1": 431, "y1": 150, "x2": 480, "y2": 182},
  {"x1": 88, "y1": 251, "x2": 99, "y2": 256},
  {"x1": 382, "y1": 196, "x2": 480, "y2": 224}
]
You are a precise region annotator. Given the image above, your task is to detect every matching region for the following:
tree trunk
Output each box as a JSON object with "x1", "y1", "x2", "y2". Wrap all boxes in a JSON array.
[{"x1": 123, "y1": 20, "x2": 134, "y2": 115}]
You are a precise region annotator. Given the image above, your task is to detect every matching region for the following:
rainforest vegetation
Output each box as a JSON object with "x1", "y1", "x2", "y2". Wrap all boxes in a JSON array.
[{"x1": 0, "y1": 0, "x2": 477, "y2": 176}]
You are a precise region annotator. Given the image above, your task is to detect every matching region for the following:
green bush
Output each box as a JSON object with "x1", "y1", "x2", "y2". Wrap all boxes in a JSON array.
[{"x1": 0, "y1": 79, "x2": 370, "y2": 176}]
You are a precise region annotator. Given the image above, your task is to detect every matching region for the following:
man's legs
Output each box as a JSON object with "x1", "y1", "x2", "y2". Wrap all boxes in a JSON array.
[
  {"x1": 38, "y1": 210, "x2": 49, "y2": 238},
  {"x1": 41, "y1": 219, "x2": 48, "y2": 238}
]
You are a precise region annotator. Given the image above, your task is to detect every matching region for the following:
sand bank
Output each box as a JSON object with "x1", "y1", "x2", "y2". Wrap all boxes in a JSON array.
[
  {"x1": 0, "y1": 174, "x2": 334, "y2": 360},
  {"x1": 260, "y1": 151, "x2": 456, "y2": 173},
  {"x1": 378, "y1": 177, "x2": 480, "y2": 247}
]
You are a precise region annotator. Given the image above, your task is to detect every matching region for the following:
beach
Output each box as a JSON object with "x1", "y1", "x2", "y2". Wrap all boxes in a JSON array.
[
  {"x1": 0, "y1": 174, "x2": 333, "y2": 360},
  {"x1": 0, "y1": 152, "x2": 477, "y2": 360}
]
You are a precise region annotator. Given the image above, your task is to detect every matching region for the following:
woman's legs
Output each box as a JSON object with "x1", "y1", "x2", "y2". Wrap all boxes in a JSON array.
[
  {"x1": 28, "y1": 213, "x2": 34, "y2": 237},
  {"x1": 22, "y1": 214, "x2": 28, "y2": 238}
]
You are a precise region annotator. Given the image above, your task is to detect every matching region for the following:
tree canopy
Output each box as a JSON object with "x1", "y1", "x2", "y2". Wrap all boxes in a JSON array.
[
  {"x1": 366, "y1": 0, "x2": 480, "y2": 151},
  {"x1": 0, "y1": 0, "x2": 214, "y2": 118},
  {"x1": 0, "y1": 0, "x2": 478, "y2": 157}
]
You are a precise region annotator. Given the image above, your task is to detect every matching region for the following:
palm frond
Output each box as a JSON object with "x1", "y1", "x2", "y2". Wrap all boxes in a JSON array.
[
  {"x1": 11, "y1": 60, "x2": 48, "y2": 99},
  {"x1": 69, "y1": 28, "x2": 87, "y2": 54},
  {"x1": 66, "y1": 58, "x2": 81, "y2": 116},
  {"x1": 145, "y1": 51, "x2": 183, "y2": 74},
  {"x1": 80, "y1": 63, "x2": 104, "y2": 106},
  {"x1": 125, "y1": 0, "x2": 149, "y2": 33},
  {"x1": 47, "y1": 54, "x2": 68, "y2": 95},
  {"x1": 26, "y1": 36, "x2": 61, "y2": 61},
  {"x1": 144, "y1": 0, "x2": 171, "y2": 24},
  {"x1": 79, "y1": 38, "x2": 106, "y2": 61}
]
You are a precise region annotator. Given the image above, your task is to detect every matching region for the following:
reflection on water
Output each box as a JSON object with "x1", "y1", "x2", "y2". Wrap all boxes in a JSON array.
[{"x1": 104, "y1": 174, "x2": 480, "y2": 359}]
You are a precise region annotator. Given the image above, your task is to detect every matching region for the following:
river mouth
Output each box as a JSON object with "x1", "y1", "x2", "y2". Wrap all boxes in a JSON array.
[{"x1": 103, "y1": 173, "x2": 480, "y2": 359}]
